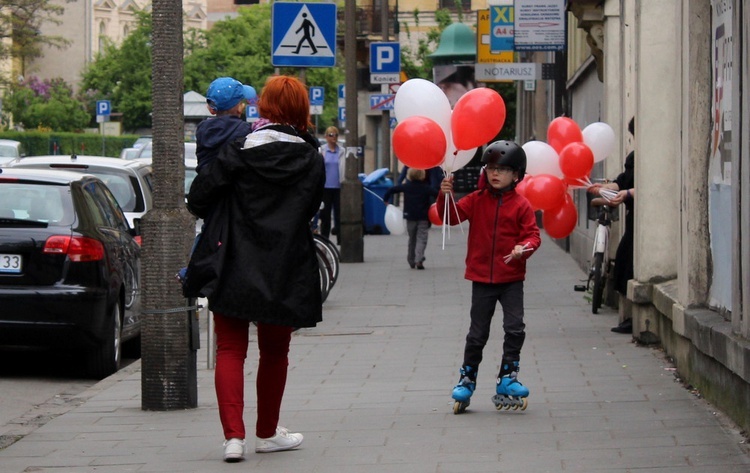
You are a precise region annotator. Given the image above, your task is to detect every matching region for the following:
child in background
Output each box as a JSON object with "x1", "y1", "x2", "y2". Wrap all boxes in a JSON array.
[
  {"x1": 179, "y1": 77, "x2": 255, "y2": 293},
  {"x1": 383, "y1": 168, "x2": 438, "y2": 269},
  {"x1": 437, "y1": 140, "x2": 541, "y2": 414},
  {"x1": 195, "y1": 77, "x2": 256, "y2": 172}
]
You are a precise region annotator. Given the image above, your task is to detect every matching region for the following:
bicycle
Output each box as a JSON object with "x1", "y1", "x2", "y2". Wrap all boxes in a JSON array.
[
  {"x1": 587, "y1": 189, "x2": 618, "y2": 314},
  {"x1": 313, "y1": 233, "x2": 340, "y2": 303}
]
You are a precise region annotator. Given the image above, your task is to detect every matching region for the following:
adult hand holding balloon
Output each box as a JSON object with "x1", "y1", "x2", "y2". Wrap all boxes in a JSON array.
[
  {"x1": 451, "y1": 88, "x2": 506, "y2": 151},
  {"x1": 392, "y1": 116, "x2": 446, "y2": 169}
]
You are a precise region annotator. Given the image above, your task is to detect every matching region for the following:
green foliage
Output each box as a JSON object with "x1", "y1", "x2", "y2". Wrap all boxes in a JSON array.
[
  {"x1": 183, "y1": 5, "x2": 345, "y2": 135},
  {"x1": 399, "y1": 9, "x2": 455, "y2": 81},
  {"x1": 79, "y1": 13, "x2": 153, "y2": 132},
  {"x1": 0, "y1": 130, "x2": 140, "y2": 157},
  {"x1": 2, "y1": 77, "x2": 90, "y2": 132}
]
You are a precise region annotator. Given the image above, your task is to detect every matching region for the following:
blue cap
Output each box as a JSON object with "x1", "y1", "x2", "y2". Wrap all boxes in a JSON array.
[{"x1": 206, "y1": 77, "x2": 257, "y2": 112}]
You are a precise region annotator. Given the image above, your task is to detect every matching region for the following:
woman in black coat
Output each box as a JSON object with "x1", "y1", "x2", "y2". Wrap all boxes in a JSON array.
[{"x1": 187, "y1": 75, "x2": 325, "y2": 462}]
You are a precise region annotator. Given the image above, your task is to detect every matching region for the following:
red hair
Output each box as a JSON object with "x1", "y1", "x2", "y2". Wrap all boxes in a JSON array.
[{"x1": 258, "y1": 75, "x2": 312, "y2": 131}]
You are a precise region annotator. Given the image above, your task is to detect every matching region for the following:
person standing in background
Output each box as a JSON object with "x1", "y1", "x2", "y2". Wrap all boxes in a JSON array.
[
  {"x1": 320, "y1": 126, "x2": 345, "y2": 244},
  {"x1": 187, "y1": 75, "x2": 325, "y2": 463}
]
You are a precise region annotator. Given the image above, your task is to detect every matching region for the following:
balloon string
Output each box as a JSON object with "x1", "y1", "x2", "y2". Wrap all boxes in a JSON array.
[
  {"x1": 442, "y1": 193, "x2": 448, "y2": 250},
  {"x1": 363, "y1": 187, "x2": 385, "y2": 202}
]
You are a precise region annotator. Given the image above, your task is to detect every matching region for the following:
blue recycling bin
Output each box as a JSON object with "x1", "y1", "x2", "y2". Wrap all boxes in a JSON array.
[{"x1": 360, "y1": 168, "x2": 393, "y2": 235}]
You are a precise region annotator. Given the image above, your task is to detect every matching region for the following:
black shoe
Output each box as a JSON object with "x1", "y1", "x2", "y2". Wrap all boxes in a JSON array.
[
  {"x1": 416, "y1": 263, "x2": 424, "y2": 270},
  {"x1": 409, "y1": 263, "x2": 416, "y2": 269},
  {"x1": 611, "y1": 319, "x2": 632, "y2": 334}
]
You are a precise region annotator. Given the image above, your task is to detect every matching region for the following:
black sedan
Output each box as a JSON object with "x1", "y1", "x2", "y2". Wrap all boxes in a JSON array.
[{"x1": 0, "y1": 168, "x2": 141, "y2": 379}]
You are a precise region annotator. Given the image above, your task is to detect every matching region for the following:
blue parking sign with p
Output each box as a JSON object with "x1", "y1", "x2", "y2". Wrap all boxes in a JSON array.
[
  {"x1": 96, "y1": 100, "x2": 111, "y2": 116},
  {"x1": 370, "y1": 42, "x2": 400, "y2": 73},
  {"x1": 309, "y1": 87, "x2": 324, "y2": 106}
]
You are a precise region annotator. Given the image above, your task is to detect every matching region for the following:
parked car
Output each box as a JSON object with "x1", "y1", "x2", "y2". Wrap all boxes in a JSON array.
[
  {"x1": 0, "y1": 139, "x2": 24, "y2": 165},
  {"x1": 142, "y1": 156, "x2": 201, "y2": 234},
  {"x1": 5, "y1": 155, "x2": 153, "y2": 234},
  {"x1": 0, "y1": 168, "x2": 142, "y2": 378},
  {"x1": 119, "y1": 147, "x2": 141, "y2": 160},
  {"x1": 132, "y1": 136, "x2": 152, "y2": 149},
  {"x1": 133, "y1": 141, "x2": 197, "y2": 160}
]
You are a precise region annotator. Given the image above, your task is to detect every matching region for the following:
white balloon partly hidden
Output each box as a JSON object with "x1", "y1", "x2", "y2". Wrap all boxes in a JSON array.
[
  {"x1": 582, "y1": 122, "x2": 615, "y2": 163},
  {"x1": 522, "y1": 140, "x2": 564, "y2": 178},
  {"x1": 442, "y1": 147, "x2": 477, "y2": 173},
  {"x1": 394, "y1": 79, "x2": 452, "y2": 134},
  {"x1": 384, "y1": 204, "x2": 406, "y2": 235}
]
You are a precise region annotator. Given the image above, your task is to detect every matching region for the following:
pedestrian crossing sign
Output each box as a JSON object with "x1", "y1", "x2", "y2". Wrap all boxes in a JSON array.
[{"x1": 272, "y1": 2, "x2": 337, "y2": 67}]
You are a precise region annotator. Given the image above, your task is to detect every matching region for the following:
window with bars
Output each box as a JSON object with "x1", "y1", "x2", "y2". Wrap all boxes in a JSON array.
[{"x1": 439, "y1": 0, "x2": 471, "y2": 11}]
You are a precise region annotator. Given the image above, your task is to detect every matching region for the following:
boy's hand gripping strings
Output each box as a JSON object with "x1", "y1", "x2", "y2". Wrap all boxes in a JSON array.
[{"x1": 503, "y1": 242, "x2": 533, "y2": 264}]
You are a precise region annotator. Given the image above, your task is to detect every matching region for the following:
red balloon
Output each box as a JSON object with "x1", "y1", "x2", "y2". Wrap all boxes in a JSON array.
[
  {"x1": 392, "y1": 116, "x2": 447, "y2": 169},
  {"x1": 515, "y1": 175, "x2": 533, "y2": 198},
  {"x1": 523, "y1": 174, "x2": 566, "y2": 211},
  {"x1": 547, "y1": 117, "x2": 583, "y2": 154},
  {"x1": 543, "y1": 194, "x2": 577, "y2": 239},
  {"x1": 559, "y1": 142, "x2": 594, "y2": 180},
  {"x1": 428, "y1": 203, "x2": 443, "y2": 226},
  {"x1": 451, "y1": 88, "x2": 506, "y2": 151}
]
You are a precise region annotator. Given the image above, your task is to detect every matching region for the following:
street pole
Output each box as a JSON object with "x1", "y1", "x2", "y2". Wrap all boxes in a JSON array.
[
  {"x1": 381, "y1": 0, "x2": 391, "y2": 172},
  {"x1": 340, "y1": 0, "x2": 364, "y2": 262}
]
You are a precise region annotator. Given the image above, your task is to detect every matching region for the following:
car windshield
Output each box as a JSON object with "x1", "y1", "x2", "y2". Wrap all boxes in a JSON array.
[
  {"x1": 0, "y1": 144, "x2": 19, "y2": 158},
  {"x1": 89, "y1": 172, "x2": 140, "y2": 212},
  {"x1": 0, "y1": 182, "x2": 74, "y2": 225},
  {"x1": 136, "y1": 142, "x2": 196, "y2": 160}
]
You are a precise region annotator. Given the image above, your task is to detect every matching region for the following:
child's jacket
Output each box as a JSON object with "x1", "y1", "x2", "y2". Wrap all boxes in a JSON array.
[{"x1": 436, "y1": 188, "x2": 541, "y2": 284}]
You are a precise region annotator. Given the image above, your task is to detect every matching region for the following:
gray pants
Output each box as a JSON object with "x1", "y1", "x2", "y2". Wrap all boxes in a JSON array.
[
  {"x1": 463, "y1": 281, "x2": 525, "y2": 370},
  {"x1": 406, "y1": 220, "x2": 430, "y2": 265}
]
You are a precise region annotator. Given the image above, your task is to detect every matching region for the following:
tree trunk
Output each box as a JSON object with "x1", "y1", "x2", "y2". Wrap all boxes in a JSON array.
[{"x1": 141, "y1": 0, "x2": 198, "y2": 410}]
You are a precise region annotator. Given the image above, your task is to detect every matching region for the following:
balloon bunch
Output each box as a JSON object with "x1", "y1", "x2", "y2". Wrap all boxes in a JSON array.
[
  {"x1": 518, "y1": 117, "x2": 615, "y2": 239},
  {"x1": 392, "y1": 78, "x2": 506, "y2": 173},
  {"x1": 392, "y1": 79, "x2": 507, "y2": 247}
]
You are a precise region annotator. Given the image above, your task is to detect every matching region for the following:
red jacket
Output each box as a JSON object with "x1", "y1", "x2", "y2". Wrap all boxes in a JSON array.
[{"x1": 437, "y1": 187, "x2": 540, "y2": 284}]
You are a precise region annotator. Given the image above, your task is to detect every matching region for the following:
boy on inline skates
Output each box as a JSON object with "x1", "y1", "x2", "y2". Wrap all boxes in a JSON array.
[{"x1": 437, "y1": 140, "x2": 541, "y2": 414}]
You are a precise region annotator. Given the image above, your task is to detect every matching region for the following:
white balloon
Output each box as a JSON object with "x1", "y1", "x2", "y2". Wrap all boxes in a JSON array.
[
  {"x1": 384, "y1": 204, "x2": 406, "y2": 235},
  {"x1": 394, "y1": 79, "x2": 452, "y2": 133},
  {"x1": 522, "y1": 140, "x2": 563, "y2": 178},
  {"x1": 582, "y1": 122, "x2": 615, "y2": 163},
  {"x1": 442, "y1": 147, "x2": 476, "y2": 173}
]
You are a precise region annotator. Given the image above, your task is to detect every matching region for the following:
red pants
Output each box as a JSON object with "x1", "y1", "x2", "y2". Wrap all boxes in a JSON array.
[{"x1": 213, "y1": 313, "x2": 293, "y2": 440}]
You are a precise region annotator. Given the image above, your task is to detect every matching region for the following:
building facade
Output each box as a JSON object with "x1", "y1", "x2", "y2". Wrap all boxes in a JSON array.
[
  {"x1": 27, "y1": 0, "x2": 207, "y2": 92},
  {"x1": 560, "y1": 0, "x2": 750, "y2": 431}
]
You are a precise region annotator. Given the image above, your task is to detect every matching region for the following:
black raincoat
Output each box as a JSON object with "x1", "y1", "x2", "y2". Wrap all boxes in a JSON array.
[{"x1": 187, "y1": 125, "x2": 325, "y2": 328}]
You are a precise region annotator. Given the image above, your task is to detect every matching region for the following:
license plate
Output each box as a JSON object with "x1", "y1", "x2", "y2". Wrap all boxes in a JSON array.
[{"x1": 0, "y1": 254, "x2": 22, "y2": 274}]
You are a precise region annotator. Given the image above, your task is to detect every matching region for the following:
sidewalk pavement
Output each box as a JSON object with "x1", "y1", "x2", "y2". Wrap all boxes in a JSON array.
[{"x1": 2, "y1": 228, "x2": 749, "y2": 473}]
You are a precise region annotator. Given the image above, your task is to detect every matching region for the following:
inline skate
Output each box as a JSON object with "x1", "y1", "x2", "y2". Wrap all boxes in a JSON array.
[
  {"x1": 451, "y1": 365, "x2": 477, "y2": 414},
  {"x1": 491, "y1": 360, "x2": 529, "y2": 411}
]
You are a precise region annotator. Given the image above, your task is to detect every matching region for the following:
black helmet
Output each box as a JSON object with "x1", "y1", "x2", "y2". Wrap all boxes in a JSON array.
[{"x1": 481, "y1": 140, "x2": 526, "y2": 181}]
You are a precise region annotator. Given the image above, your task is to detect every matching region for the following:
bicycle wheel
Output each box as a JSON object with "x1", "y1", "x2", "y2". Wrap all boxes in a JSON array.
[
  {"x1": 317, "y1": 251, "x2": 331, "y2": 303},
  {"x1": 591, "y1": 252, "x2": 605, "y2": 314},
  {"x1": 313, "y1": 234, "x2": 339, "y2": 287}
]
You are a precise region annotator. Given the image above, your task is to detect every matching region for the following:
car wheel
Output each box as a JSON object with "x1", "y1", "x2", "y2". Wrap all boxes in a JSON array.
[{"x1": 87, "y1": 302, "x2": 123, "y2": 379}]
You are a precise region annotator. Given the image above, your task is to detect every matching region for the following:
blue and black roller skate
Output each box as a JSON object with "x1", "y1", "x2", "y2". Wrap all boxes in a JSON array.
[
  {"x1": 451, "y1": 365, "x2": 477, "y2": 414},
  {"x1": 491, "y1": 360, "x2": 529, "y2": 411}
]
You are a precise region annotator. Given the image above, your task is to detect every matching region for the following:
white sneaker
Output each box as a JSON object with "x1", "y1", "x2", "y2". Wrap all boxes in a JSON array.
[
  {"x1": 255, "y1": 427, "x2": 303, "y2": 453},
  {"x1": 223, "y1": 438, "x2": 245, "y2": 462}
]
